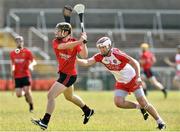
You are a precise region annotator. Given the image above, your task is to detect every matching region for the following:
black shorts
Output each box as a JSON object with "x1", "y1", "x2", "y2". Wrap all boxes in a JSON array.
[
  {"x1": 15, "y1": 76, "x2": 31, "y2": 88},
  {"x1": 57, "y1": 72, "x2": 77, "y2": 87},
  {"x1": 143, "y1": 69, "x2": 154, "y2": 78}
]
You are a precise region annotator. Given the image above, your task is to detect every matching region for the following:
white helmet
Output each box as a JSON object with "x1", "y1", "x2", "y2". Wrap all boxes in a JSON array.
[
  {"x1": 15, "y1": 35, "x2": 24, "y2": 41},
  {"x1": 96, "y1": 37, "x2": 112, "y2": 49},
  {"x1": 15, "y1": 35, "x2": 24, "y2": 49}
]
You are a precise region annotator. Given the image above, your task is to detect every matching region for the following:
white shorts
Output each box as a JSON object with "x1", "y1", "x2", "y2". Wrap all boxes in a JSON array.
[
  {"x1": 114, "y1": 87, "x2": 145, "y2": 98},
  {"x1": 174, "y1": 75, "x2": 180, "y2": 81}
]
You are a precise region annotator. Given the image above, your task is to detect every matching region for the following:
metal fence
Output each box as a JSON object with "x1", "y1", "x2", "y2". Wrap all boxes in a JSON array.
[{"x1": 1, "y1": 8, "x2": 179, "y2": 90}]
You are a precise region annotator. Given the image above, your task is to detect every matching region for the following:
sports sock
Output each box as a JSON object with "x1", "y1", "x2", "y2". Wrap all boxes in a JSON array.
[
  {"x1": 29, "y1": 103, "x2": 33, "y2": 110},
  {"x1": 42, "y1": 113, "x2": 51, "y2": 125},
  {"x1": 136, "y1": 104, "x2": 140, "y2": 109},
  {"x1": 156, "y1": 118, "x2": 164, "y2": 124},
  {"x1": 81, "y1": 105, "x2": 90, "y2": 114}
]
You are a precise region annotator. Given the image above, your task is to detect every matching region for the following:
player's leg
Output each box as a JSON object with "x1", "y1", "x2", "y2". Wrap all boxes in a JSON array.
[
  {"x1": 22, "y1": 77, "x2": 34, "y2": 112},
  {"x1": 31, "y1": 81, "x2": 67, "y2": 130},
  {"x1": 46, "y1": 82, "x2": 67, "y2": 118},
  {"x1": 135, "y1": 88, "x2": 166, "y2": 130},
  {"x1": 63, "y1": 85, "x2": 94, "y2": 124},
  {"x1": 173, "y1": 76, "x2": 180, "y2": 89},
  {"x1": 141, "y1": 73, "x2": 148, "y2": 96},
  {"x1": 114, "y1": 89, "x2": 139, "y2": 109},
  {"x1": 114, "y1": 89, "x2": 148, "y2": 120},
  {"x1": 15, "y1": 88, "x2": 25, "y2": 97},
  {"x1": 133, "y1": 88, "x2": 149, "y2": 120},
  {"x1": 32, "y1": 72, "x2": 77, "y2": 130},
  {"x1": 145, "y1": 69, "x2": 167, "y2": 98},
  {"x1": 149, "y1": 76, "x2": 167, "y2": 98},
  {"x1": 141, "y1": 80, "x2": 148, "y2": 96},
  {"x1": 64, "y1": 85, "x2": 85, "y2": 107},
  {"x1": 24, "y1": 85, "x2": 33, "y2": 112}
]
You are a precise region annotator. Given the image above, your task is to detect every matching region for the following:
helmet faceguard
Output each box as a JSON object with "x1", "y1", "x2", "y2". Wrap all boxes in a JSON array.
[
  {"x1": 96, "y1": 37, "x2": 112, "y2": 56},
  {"x1": 55, "y1": 22, "x2": 72, "y2": 40}
]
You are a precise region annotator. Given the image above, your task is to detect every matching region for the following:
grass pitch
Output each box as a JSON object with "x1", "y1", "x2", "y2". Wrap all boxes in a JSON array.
[{"x1": 0, "y1": 91, "x2": 180, "y2": 131}]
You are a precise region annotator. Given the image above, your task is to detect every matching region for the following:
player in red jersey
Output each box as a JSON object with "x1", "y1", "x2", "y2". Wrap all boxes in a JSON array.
[
  {"x1": 139, "y1": 43, "x2": 167, "y2": 98},
  {"x1": 77, "y1": 37, "x2": 166, "y2": 130},
  {"x1": 31, "y1": 22, "x2": 94, "y2": 130},
  {"x1": 10, "y1": 35, "x2": 36, "y2": 112},
  {"x1": 164, "y1": 45, "x2": 180, "y2": 89}
]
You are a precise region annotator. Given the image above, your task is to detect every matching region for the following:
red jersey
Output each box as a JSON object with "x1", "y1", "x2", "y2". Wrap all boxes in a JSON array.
[
  {"x1": 140, "y1": 50, "x2": 155, "y2": 70},
  {"x1": 52, "y1": 37, "x2": 81, "y2": 75},
  {"x1": 10, "y1": 48, "x2": 33, "y2": 78}
]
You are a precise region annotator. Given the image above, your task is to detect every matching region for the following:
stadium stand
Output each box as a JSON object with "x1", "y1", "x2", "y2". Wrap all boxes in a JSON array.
[{"x1": 0, "y1": 0, "x2": 179, "y2": 90}]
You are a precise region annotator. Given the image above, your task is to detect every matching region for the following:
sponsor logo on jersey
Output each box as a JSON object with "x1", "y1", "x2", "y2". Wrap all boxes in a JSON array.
[
  {"x1": 59, "y1": 53, "x2": 71, "y2": 60},
  {"x1": 14, "y1": 59, "x2": 25, "y2": 63}
]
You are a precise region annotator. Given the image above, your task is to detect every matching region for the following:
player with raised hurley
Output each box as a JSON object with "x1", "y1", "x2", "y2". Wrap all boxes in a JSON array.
[{"x1": 31, "y1": 5, "x2": 94, "y2": 129}]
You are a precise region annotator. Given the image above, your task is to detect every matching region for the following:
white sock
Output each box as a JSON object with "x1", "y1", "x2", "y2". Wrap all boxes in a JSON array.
[
  {"x1": 22, "y1": 91, "x2": 25, "y2": 96},
  {"x1": 136, "y1": 104, "x2": 141, "y2": 109},
  {"x1": 156, "y1": 118, "x2": 164, "y2": 124}
]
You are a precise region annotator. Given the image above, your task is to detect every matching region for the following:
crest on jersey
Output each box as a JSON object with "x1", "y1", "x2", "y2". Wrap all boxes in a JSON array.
[
  {"x1": 113, "y1": 59, "x2": 117, "y2": 64},
  {"x1": 22, "y1": 53, "x2": 26, "y2": 57}
]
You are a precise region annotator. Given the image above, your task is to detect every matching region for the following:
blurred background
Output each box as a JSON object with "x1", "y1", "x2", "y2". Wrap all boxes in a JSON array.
[{"x1": 0, "y1": 0, "x2": 179, "y2": 91}]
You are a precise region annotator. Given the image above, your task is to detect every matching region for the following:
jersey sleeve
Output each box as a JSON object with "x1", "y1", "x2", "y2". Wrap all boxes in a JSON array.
[
  {"x1": 27, "y1": 50, "x2": 34, "y2": 61},
  {"x1": 93, "y1": 53, "x2": 103, "y2": 62},
  {"x1": 76, "y1": 45, "x2": 82, "y2": 53}
]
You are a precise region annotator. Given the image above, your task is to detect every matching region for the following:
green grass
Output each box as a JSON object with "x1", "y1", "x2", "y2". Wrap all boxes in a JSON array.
[{"x1": 0, "y1": 91, "x2": 180, "y2": 131}]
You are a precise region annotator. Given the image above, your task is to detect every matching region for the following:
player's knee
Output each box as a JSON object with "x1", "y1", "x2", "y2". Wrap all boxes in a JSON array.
[
  {"x1": 47, "y1": 92, "x2": 54, "y2": 100},
  {"x1": 114, "y1": 99, "x2": 124, "y2": 108},
  {"x1": 16, "y1": 93, "x2": 22, "y2": 97},
  {"x1": 64, "y1": 95, "x2": 73, "y2": 101},
  {"x1": 25, "y1": 91, "x2": 30, "y2": 97},
  {"x1": 24, "y1": 88, "x2": 30, "y2": 94}
]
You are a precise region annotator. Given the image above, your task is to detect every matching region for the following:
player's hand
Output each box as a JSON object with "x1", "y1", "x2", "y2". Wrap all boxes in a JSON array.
[
  {"x1": 164, "y1": 57, "x2": 169, "y2": 63},
  {"x1": 136, "y1": 76, "x2": 142, "y2": 85},
  {"x1": 29, "y1": 65, "x2": 34, "y2": 71},
  {"x1": 29, "y1": 60, "x2": 37, "y2": 71},
  {"x1": 79, "y1": 32, "x2": 87, "y2": 43}
]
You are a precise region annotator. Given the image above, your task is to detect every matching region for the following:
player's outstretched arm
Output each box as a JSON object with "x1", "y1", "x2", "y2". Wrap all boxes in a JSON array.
[
  {"x1": 164, "y1": 57, "x2": 176, "y2": 67},
  {"x1": 79, "y1": 43, "x2": 88, "y2": 59},
  {"x1": 126, "y1": 55, "x2": 141, "y2": 78},
  {"x1": 152, "y1": 54, "x2": 157, "y2": 64},
  {"x1": 77, "y1": 57, "x2": 96, "y2": 67}
]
